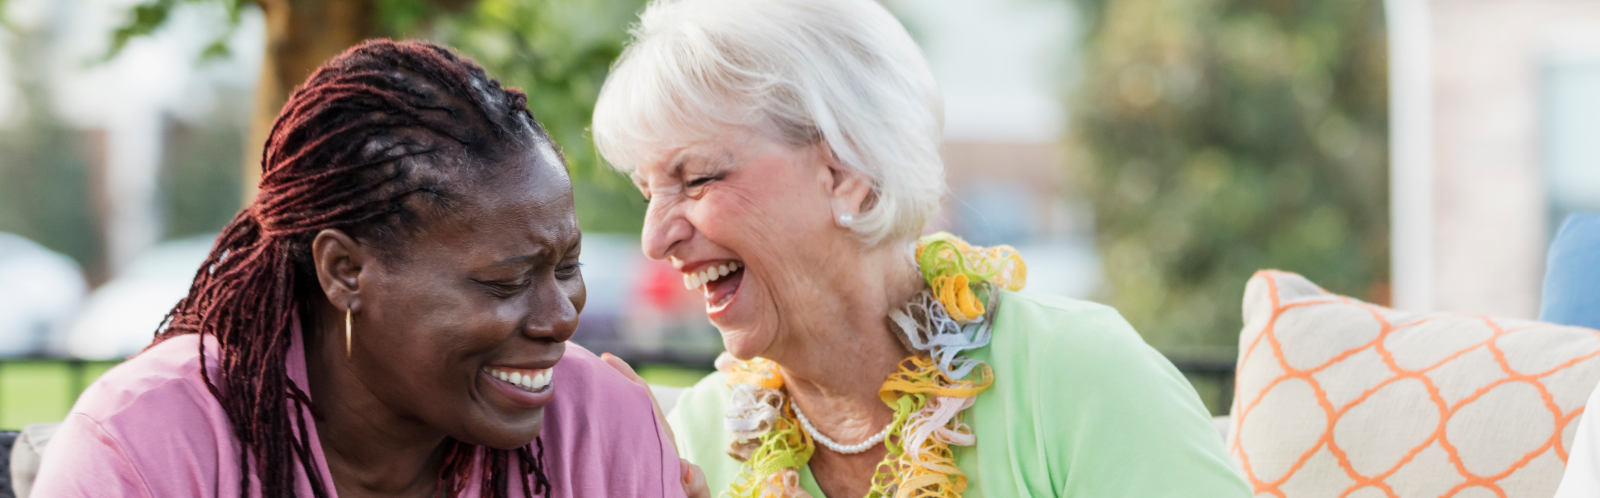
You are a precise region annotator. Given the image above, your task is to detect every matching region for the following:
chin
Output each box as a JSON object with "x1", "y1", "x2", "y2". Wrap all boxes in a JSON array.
[
  {"x1": 461, "y1": 410, "x2": 545, "y2": 450},
  {"x1": 718, "y1": 326, "x2": 774, "y2": 361}
]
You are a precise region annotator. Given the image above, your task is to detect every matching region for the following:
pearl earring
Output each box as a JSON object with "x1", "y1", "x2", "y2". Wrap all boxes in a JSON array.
[{"x1": 837, "y1": 213, "x2": 855, "y2": 227}]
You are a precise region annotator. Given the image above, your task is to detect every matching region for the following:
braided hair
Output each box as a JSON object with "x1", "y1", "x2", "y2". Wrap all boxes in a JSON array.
[{"x1": 154, "y1": 39, "x2": 556, "y2": 498}]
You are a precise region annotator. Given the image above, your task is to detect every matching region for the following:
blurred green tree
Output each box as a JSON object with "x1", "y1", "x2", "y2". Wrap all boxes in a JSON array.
[
  {"x1": 410, "y1": 0, "x2": 649, "y2": 233},
  {"x1": 109, "y1": 0, "x2": 647, "y2": 234},
  {"x1": 1067, "y1": 0, "x2": 1390, "y2": 354},
  {"x1": 162, "y1": 103, "x2": 249, "y2": 239}
]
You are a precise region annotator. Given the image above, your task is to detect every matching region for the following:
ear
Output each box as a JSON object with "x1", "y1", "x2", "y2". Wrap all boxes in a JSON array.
[
  {"x1": 818, "y1": 144, "x2": 874, "y2": 221},
  {"x1": 311, "y1": 229, "x2": 368, "y2": 313}
]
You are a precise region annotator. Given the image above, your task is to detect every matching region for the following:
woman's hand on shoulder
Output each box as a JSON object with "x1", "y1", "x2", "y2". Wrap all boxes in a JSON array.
[{"x1": 601, "y1": 353, "x2": 711, "y2": 498}]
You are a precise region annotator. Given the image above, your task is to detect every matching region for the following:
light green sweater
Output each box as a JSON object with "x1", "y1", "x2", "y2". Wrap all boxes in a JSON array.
[{"x1": 666, "y1": 291, "x2": 1250, "y2": 497}]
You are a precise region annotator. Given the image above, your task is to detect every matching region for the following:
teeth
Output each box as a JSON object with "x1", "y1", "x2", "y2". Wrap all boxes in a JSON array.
[
  {"x1": 483, "y1": 367, "x2": 554, "y2": 393},
  {"x1": 682, "y1": 261, "x2": 742, "y2": 290}
]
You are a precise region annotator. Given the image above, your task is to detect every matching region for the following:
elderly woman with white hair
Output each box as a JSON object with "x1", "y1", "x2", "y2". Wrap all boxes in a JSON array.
[{"x1": 592, "y1": 0, "x2": 1250, "y2": 496}]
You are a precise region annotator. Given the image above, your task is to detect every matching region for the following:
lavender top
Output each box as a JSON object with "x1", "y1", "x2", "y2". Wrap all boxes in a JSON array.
[{"x1": 34, "y1": 328, "x2": 685, "y2": 497}]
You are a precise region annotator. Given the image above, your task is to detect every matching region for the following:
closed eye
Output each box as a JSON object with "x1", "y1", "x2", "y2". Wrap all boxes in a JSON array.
[
  {"x1": 684, "y1": 174, "x2": 723, "y2": 198},
  {"x1": 475, "y1": 279, "x2": 530, "y2": 298},
  {"x1": 556, "y1": 262, "x2": 583, "y2": 279}
]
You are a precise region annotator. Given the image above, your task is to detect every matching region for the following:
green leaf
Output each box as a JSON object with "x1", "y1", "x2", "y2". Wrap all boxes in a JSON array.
[{"x1": 104, "y1": 0, "x2": 178, "y2": 61}]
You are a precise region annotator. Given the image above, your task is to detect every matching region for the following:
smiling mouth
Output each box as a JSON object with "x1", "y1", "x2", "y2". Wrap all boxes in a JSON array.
[
  {"x1": 684, "y1": 261, "x2": 744, "y2": 311},
  {"x1": 482, "y1": 366, "x2": 553, "y2": 393}
]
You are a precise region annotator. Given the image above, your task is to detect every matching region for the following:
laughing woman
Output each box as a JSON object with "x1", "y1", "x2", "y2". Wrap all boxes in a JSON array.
[
  {"x1": 35, "y1": 40, "x2": 692, "y2": 498},
  {"x1": 591, "y1": 0, "x2": 1251, "y2": 497}
]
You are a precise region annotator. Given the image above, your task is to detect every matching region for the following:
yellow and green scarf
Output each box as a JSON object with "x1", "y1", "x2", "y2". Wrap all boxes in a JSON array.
[{"x1": 719, "y1": 233, "x2": 1025, "y2": 498}]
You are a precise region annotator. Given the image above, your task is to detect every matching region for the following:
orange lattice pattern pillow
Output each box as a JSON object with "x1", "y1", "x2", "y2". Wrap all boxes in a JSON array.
[{"x1": 1229, "y1": 270, "x2": 1600, "y2": 498}]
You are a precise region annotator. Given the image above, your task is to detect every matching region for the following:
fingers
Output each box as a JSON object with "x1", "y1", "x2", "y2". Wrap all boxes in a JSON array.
[
  {"x1": 681, "y1": 459, "x2": 710, "y2": 498},
  {"x1": 601, "y1": 352, "x2": 647, "y2": 388}
]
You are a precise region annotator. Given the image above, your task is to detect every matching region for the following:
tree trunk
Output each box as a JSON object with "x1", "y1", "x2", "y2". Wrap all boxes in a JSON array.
[{"x1": 242, "y1": 0, "x2": 376, "y2": 204}]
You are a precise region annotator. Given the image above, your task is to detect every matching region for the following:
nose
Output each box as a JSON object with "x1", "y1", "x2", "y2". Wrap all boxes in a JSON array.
[
  {"x1": 523, "y1": 278, "x2": 580, "y2": 343},
  {"x1": 642, "y1": 198, "x2": 693, "y2": 261}
]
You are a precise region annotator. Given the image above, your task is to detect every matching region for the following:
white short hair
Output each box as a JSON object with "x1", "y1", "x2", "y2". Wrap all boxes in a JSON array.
[{"x1": 591, "y1": 0, "x2": 945, "y2": 246}]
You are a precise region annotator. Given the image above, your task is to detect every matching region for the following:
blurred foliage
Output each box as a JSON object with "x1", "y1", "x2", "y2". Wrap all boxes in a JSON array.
[
  {"x1": 0, "y1": 23, "x2": 103, "y2": 275},
  {"x1": 1, "y1": 13, "x2": 249, "y2": 272},
  {"x1": 1068, "y1": 0, "x2": 1390, "y2": 351},
  {"x1": 104, "y1": 0, "x2": 251, "y2": 62},
  {"x1": 394, "y1": 0, "x2": 650, "y2": 233},
  {"x1": 162, "y1": 106, "x2": 248, "y2": 239},
  {"x1": 106, "y1": 0, "x2": 649, "y2": 234}
]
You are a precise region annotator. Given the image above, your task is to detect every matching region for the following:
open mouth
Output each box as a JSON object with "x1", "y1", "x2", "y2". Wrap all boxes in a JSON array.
[
  {"x1": 684, "y1": 261, "x2": 745, "y2": 312},
  {"x1": 482, "y1": 366, "x2": 553, "y2": 394}
]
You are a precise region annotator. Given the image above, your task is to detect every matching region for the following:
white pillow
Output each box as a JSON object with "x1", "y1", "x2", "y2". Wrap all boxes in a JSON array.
[{"x1": 1229, "y1": 270, "x2": 1600, "y2": 498}]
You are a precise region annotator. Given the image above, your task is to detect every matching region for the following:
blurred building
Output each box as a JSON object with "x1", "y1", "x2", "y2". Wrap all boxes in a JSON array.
[
  {"x1": 893, "y1": 0, "x2": 1101, "y2": 299},
  {"x1": 1389, "y1": 0, "x2": 1600, "y2": 317},
  {"x1": 0, "y1": 0, "x2": 260, "y2": 281},
  {"x1": 0, "y1": 233, "x2": 85, "y2": 356}
]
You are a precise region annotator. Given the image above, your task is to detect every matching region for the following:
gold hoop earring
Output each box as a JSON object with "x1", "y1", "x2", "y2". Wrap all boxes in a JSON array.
[{"x1": 345, "y1": 309, "x2": 353, "y2": 358}]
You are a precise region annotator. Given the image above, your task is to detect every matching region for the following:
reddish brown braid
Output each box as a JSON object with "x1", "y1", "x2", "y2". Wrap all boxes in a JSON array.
[{"x1": 153, "y1": 39, "x2": 555, "y2": 498}]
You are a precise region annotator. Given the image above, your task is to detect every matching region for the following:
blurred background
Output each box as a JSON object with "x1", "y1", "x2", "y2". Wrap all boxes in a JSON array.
[{"x1": 0, "y1": 0, "x2": 1595, "y2": 428}]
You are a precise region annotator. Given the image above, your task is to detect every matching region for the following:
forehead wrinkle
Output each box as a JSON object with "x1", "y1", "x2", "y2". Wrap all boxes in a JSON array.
[{"x1": 428, "y1": 153, "x2": 573, "y2": 268}]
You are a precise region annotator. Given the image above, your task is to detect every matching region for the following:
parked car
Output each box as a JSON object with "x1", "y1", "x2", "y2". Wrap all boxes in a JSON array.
[{"x1": 0, "y1": 233, "x2": 86, "y2": 357}]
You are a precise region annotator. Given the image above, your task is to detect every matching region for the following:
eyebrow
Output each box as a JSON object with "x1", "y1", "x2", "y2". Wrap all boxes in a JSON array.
[
  {"x1": 633, "y1": 155, "x2": 691, "y2": 192},
  {"x1": 492, "y1": 254, "x2": 540, "y2": 266}
]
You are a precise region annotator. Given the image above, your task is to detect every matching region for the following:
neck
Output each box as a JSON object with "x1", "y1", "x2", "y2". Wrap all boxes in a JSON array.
[
  {"x1": 774, "y1": 242, "x2": 923, "y2": 444},
  {"x1": 302, "y1": 305, "x2": 448, "y2": 497}
]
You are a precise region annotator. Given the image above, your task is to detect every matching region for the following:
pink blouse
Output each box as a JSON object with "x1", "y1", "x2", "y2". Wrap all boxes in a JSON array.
[{"x1": 33, "y1": 329, "x2": 685, "y2": 497}]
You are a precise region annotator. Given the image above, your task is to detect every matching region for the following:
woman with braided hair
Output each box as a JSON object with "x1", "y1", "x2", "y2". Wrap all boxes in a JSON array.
[{"x1": 34, "y1": 39, "x2": 703, "y2": 497}]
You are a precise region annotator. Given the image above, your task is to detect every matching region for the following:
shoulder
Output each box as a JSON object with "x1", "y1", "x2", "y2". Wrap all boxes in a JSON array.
[
  {"x1": 989, "y1": 290, "x2": 1153, "y2": 365},
  {"x1": 544, "y1": 344, "x2": 659, "y2": 424},
  {"x1": 71, "y1": 334, "x2": 228, "y2": 430},
  {"x1": 980, "y1": 292, "x2": 1248, "y2": 496},
  {"x1": 537, "y1": 344, "x2": 684, "y2": 497},
  {"x1": 36, "y1": 335, "x2": 237, "y2": 496},
  {"x1": 549, "y1": 344, "x2": 632, "y2": 392},
  {"x1": 983, "y1": 291, "x2": 1206, "y2": 434},
  {"x1": 993, "y1": 291, "x2": 1132, "y2": 334},
  {"x1": 988, "y1": 291, "x2": 1201, "y2": 400},
  {"x1": 546, "y1": 344, "x2": 669, "y2": 413}
]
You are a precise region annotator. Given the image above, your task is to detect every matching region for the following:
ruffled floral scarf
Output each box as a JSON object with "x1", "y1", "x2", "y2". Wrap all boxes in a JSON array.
[{"x1": 718, "y1": 233, "x2": 1026, "y2": 498}]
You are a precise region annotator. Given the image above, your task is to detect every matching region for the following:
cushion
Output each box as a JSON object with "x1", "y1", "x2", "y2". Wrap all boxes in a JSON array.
[
  {"x1": 1541, "y1": 213, "x2": 1600, "y2": 329},
  {"x1": 10, "y1": 423, "x2": 56, "y2": 498},
  {"x1": 1228, "y1": 270, "x2": 1600, "y2": 497}
]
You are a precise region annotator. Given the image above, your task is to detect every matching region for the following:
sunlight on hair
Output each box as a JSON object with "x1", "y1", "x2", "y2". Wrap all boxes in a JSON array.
[{"x1": 592, "y1": 0, "x2": 947, "y2": 246}]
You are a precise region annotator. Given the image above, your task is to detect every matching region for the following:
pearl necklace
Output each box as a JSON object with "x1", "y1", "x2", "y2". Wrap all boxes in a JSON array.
[{"x1": 791, "y1": 400, "x2": 894, "y2": 455}]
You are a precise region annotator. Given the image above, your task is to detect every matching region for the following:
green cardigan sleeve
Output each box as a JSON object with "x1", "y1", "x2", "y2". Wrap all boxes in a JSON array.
[
  {"x1": 666, "y1": 370, "x2": 749, "y2": 493},
  {"x1": 985, "y1": 292, "x2": 1250, "y2": 497}
]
